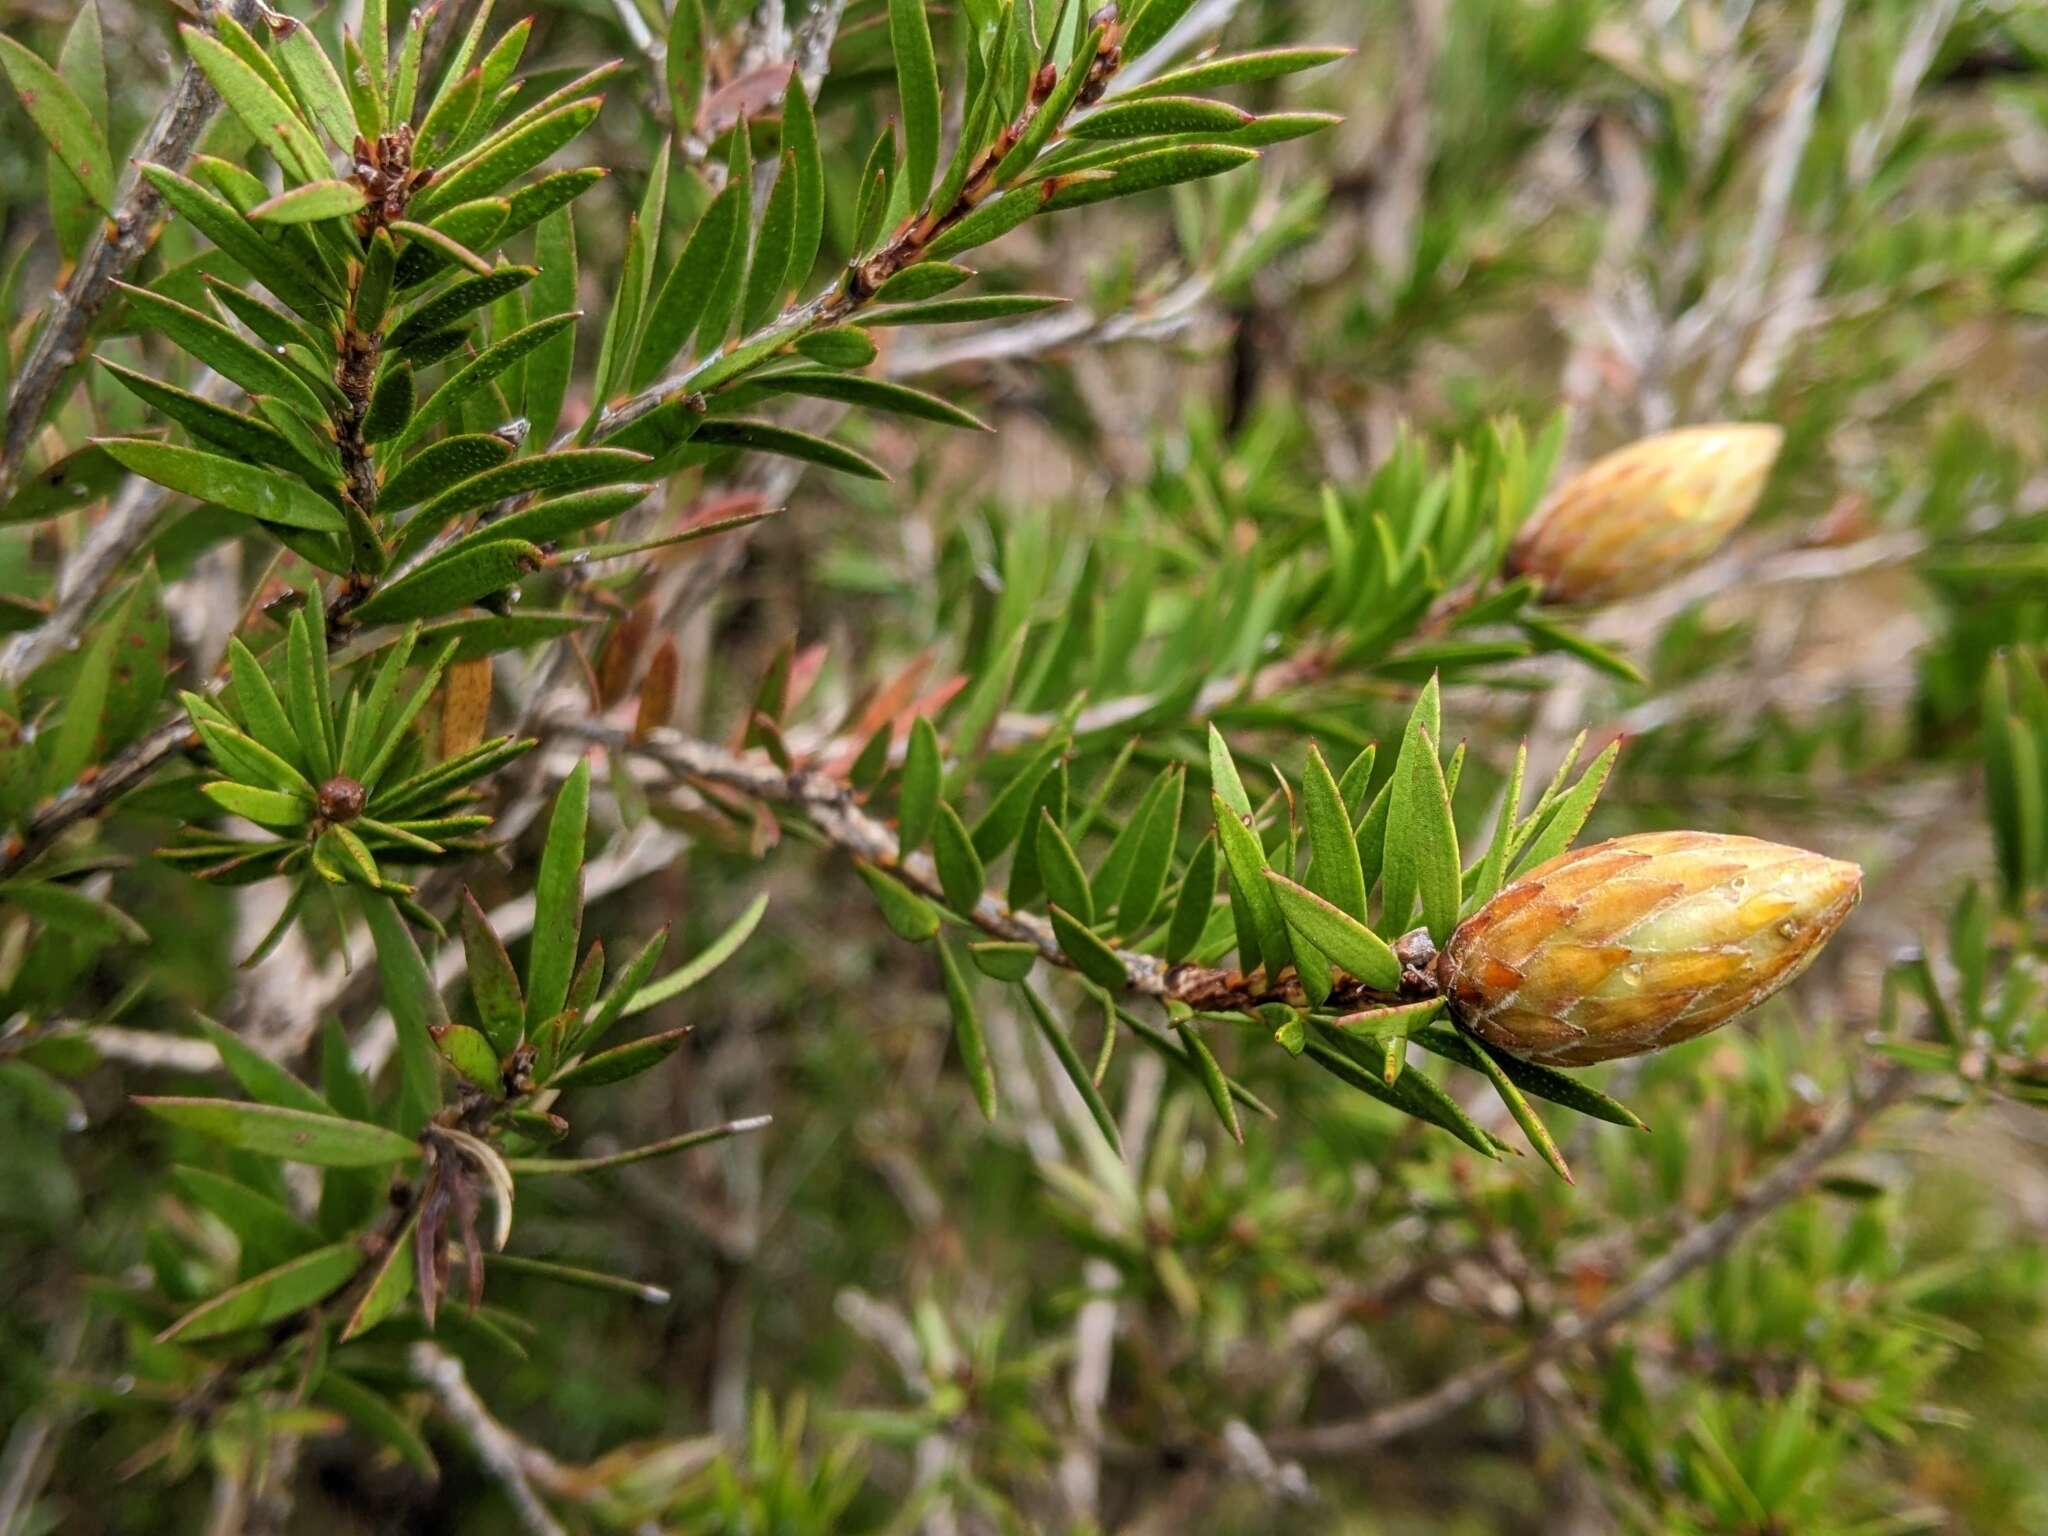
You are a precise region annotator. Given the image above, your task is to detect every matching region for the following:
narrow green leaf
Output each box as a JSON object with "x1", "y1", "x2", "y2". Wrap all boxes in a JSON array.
[
  {"x1": 348, "y1": 540, "x2": 539, "y2": 626},
  {"x1": 1508, "y1": 741, "x2": 1619, "y2": 878},
  {"x1": 504, "y1": 1115, "x2": 770, "y2": 1175},
  {"x1": 865, "y1": 294, "x2": 1066, "y2": 326},
  {"x1": 1175, "y1": 1020, "x2": 1243, "y2": 1144},
  {"x1": 360, "y1": 896, "x2": 446, "y2": 1135},
  {"x1": 1165, "y1": 836, "x2": 1217, "y2": 965},
  {"x1": 182, "y1": 26, "x2": 329, "y2": 184},
  {"x1": 1049, "y1": 905, "x2": 1127, "y2": 990},
  {"x1": 1302, "y1": 743, "x2": 1366, "y2": 920},
  {"x1": 898, "y1": 717, "x2": 942, "y2": 854},
  {"x1": 527, "y1": 760, "x2": 589, "y2": 1028},
  {"x1": 665, "y1": 0, "x2": 707, "y2": 129},
  {"x1": 1036, "y1": 810, "x2": 1093, "y2": 922},
  {"x1": 340, "y1": 1208, "x2": 419, "y2": 1340},
  {"x1": 251, "y1": 179, "x2": 369, "y2": 224},
  {"x1": 936, "y1": 940, "x2": 997, "y2": 1120},
  {"x1": 135, "y1": 1096, "x2": 419, "y2": 1166},
  {"x1": 1212, "y1": 793, "x2": 1291, "y2": 976},
  {"x1": 969, "y1": 941, "x2": 1038, "y2": 981},
  {"x1": 159, "y1": 1242, "x2": 362, "y2": 1343},
  {"x1": 1041, "y1": 144, "x2": 1258, "y2": 210},
  {"x1": 891, "y1": 0, "x2": 942, "y2": 206},
  {"x1": 414, "y1": 96, "x2": 603, "y2": 219},
  {"x1": 1021, "y1": 984, "x2": 1120, "y2": 1152},
  {"x1": 689, "y1": 419, "x2": 888, "y2": 479},
  {"x1": 1264, "y1": 872, "x2": 1401, "y2": 990},
  {"x1": 460, "y1": 888, "x2": 525, "y2": 1054},
  {"x1": 379, "y1": 434, "x2": 516, "y2": 513},
  {"x1": 273, "y1": 15, "x2": 358, "y2": 147},
  {"x1": 395, "y1": 311, "x2": 580, "y2": 447},
  {"x1": 113, "y1": 284, "x2": 330, "y2": 420},
  {"x1": 550, "y1": 1026, "x2": 688, "y2": 1089},
  {"x1": 932, "y1": 802, "x2": 988, "y2": 914},
  {"x1": 97, "y1": 437, "x2": 341, "y2": 534},
  {"x1": 0, "y1": 32, "x2": 115, "y2": 213},
  {"x1": 434, "y1": 1022, "x2": 504, "y2": 1089},
  {"x1": 857, "y1": 861, "x2": 941, "y2": 943},
  {"x1": 1382, "y1": 723, "x2": 1460, "y2": 943},
  {"x1": 1069, "y1": 95, "x2": 1253, "y2": 140}
]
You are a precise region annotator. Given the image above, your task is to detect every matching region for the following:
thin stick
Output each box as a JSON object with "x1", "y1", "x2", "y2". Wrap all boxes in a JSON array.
[
  {"x1": 0, "y1": 0, "x2": 261, "y2": 507},
  {"x1": 1266, "y1": 1062, "x2": 1917, "y2": 1457}
]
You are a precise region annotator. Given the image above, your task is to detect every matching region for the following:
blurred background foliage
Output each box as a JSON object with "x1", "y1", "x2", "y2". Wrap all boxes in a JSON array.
[{"x1": 2, "y1": 0, "x2": 2047, "y2": 1532}]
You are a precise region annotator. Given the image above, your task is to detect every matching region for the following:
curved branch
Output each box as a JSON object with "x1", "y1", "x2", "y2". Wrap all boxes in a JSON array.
[{"x1": 1266, "y1": 1061, "x2": 1918, "y2": 1457}]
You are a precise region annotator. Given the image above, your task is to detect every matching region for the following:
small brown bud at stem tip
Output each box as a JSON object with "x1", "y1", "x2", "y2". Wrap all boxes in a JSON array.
[
  {"x1": 317, "y1": 775, "x2": 368, "y2": 823},
  {"x1": 1441, "y1": 831, "x2": 1860, "y2": 1067}
]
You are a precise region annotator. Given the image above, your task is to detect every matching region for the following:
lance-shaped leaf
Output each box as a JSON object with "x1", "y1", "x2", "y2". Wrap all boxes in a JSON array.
[
  {"x1": 397, "y1": 449, "x2": 651, "y2": 555},
  {"x1": 0, "y1": 443, "x2": 125, "y2": 525},
  {"x1": 617, "y1": 892, "x2": 765, "y2": 1020},
  {"x1": 936, "y1": 941, "x2": 997, "y2": 1120},
  {"x1": 95, "y1": 438, "x2": 343, "y2": 533},
  {"x1": 527, "y1": 761, "x2": 589, "y2": 1028},
  {"x1": 139, "y1": 163, "x2": 337, "y2": 315},
  {"x1": 1037, "y1": 811, "x2": 1093, "y2": 922},
  {"x1": 1381, "y1": 719, "x2": 1460, "y2": 944},
  {"x1": 932, "y1": 802, "x2": 986, "y2": 914},
  {"x1": 252, "y1": 179, "x2": 369, "y2": 224},
  {"x1": 1410, "y1": 1024, "x2": 1647, "y2": 1130},
  {"x1": 340, "y1": 1207, "x2": 420, "y2": 1341},
  {"x1": 170, "y1": 1166, "x2": 322, "y2": 1273},
  {"x1": 1020, "y1": 984, "x2": 1119, "y2": 1152},
  {"x1": 0, "y1": 32, "x2": 115, "y2": 213},
  {"x1": 182, "y1": 25, "x2": 330, "y2": 183},
  {"x1": 1049, "y1": 906, "x2": 1128, "y2": 990},
  {"x1": 1126, "y1": 45, "x2": 1353, "y2": 96},
  {"x1": 315, "y1": 1373, "x2": 437, "y2": 1480},
  {"x1": 395, "y1": 311, "x2": 580, "y2": 447},
  {"x1": 98, "y1": 361, "x2": 319, "y2": 479},
  {"x1": 380, "y1": 434, "x2": 516, "y2": 513},
  {"x1": 689, "y1": 420, "x2": 888, "y2": 480},
  {"x1": 743, "y1": 370, "x2": 990, "y2": 432},
  {"x1": 460, "y1": 889, "x2": 525, "y2": 1054},
  {"x1": 0, "y1": 880, "x2": 145, "y2": 946},
  {"x1": 1043, "y1": 144, "x2": 1259, "y2": 210},
  {"x1": 191, "y1": 1015, "x2": 334, "y2": 1117},
  {"x1": 113, "y1": 284, "x2": 331, "y2": 420},
  {"x1": 158, "y1": 1241, "x2": 363, "y2": 1343},
  {"x1": 1070, "y1": 95, "x2": 1254, "y2": 140},
  {"x1": 433, "y1": 1023, "x2": 503, "y2": 1090},
  {"x1": 1213, "y1": 793, "x2": 1292, "y2": 976},
  {"x1": 1264, "y1": 872, "x2": 1401, "y2": 990},
  {"x1": 1302, "y1": 743, "x2": 1367, "y2": 919},
  {"x1": 632, "y1": 179, "x2": 744, "y2": 388},
  {"x1": 135, "y1": 1097, "x2": 420, "y2": 1166},
  {"x1": 898, "y1": 717, "x2": 942, "y2": 854},
  {"x1": 413, "y1": 96, "x2": 603, "y2": 218},
  {"x1": 890, "y1": 0, "x2": 942, "y2": 205},
  {"x1": 347, "y1": 540, "x2": 539, "y2": 626},
  {"x1": 389, "y1": 265, "x2": 536, "y2": 351},
  {"x1": 273, "y1": 14, "x2": 357, "y2": 145},
  {"x1": 549, "y1": 1026, "x2": 689, "y2": 1089},
  {"x1": 1165, "y1": 836, "x2": 1219, "y2": 965},
  {"x1": 666, "y1": 0, "x2": 706, "y2": 126},
  {"x1": 855, "y1": 860, "x2": 940, "y2": 942},
  {"x1": 1507, "y1": 739, "x2": 1619, "y2": 879}
]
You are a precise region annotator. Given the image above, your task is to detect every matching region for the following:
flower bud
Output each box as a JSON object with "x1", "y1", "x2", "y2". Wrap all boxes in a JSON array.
[
  {"x1": 1510, "y1": 424, "x2": 1783, "y2": 604},
  {"x1": 1439, "y1": 831, "x2": 1859, "y2": 1067}
]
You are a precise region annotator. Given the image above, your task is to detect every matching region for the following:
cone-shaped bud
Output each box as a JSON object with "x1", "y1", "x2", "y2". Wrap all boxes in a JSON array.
[
  {"x1": 1439, "y1": 831, "x2": 1859, "y2": 1067},
  {"x1": 1511, "y1": 424, "x2": 1783, "y2": 604}
]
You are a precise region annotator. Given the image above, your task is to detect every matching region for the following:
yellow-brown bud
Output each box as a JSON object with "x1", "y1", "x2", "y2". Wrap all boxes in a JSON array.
[
  {"x1": 1511, "y1": 424, "x2": 1783, "y2": 604},
  {"x1": 1439, "y1": 831, "x2": 1859, "y2": 1067}
]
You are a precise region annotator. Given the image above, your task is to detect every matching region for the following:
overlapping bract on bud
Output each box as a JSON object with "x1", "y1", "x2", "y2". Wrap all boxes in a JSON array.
[
  {"x1": 1439, "y1": 831, "x2": 1860, "y2": 1067},
  {"x1": 1510, "y1": 423, "x2": 1783, "y2": 604}
]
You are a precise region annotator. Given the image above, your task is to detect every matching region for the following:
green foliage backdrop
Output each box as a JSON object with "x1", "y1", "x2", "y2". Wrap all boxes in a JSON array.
[{"x1": 0, "y1": 0, "x2": 2044, "y2": 1531}]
